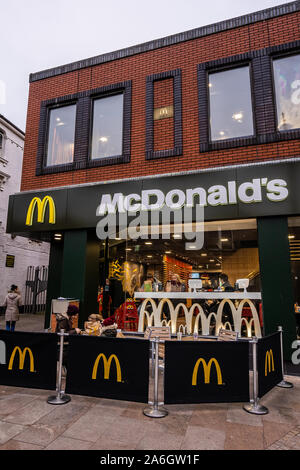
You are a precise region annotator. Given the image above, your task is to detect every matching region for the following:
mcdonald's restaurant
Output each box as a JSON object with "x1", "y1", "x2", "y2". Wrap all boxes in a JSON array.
[{"x1": 6, "y1": 157, "x2": 300, "y2": 360}]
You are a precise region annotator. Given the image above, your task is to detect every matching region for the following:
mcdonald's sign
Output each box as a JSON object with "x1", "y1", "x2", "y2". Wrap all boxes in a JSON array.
[
  {"x1": 8, "y1": 347, "x2": 35, "y2": 372},
  {"x1": 25, "y1": 196, "x2": 56, "y2": 226},
  {"x1": 192, "y1": 358, "x2": 223, "y2": 385},
  {"x1": 265, "y1": 349, "x2": 275, "y2": 376},
  {"x1": 92, "y1": 353, "x2": 122, "y2": 382}
]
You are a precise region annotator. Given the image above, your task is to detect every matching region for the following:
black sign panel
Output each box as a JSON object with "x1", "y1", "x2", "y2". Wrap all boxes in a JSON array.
[
  {"x1": 65, "y1": 335, "x2": 149, "y2": 403},
  {"x1": 5, "y1": 255, "x2": 15, "y2": 268},
  {"x1": 6, "y1": 159, "x2": 300, "y2": 235},
  {"x1": 257, "y1": 332, "x2": 283, "y2": 398},
  {"x1": 164, "y1": 340, "x2": 250, "y2": 404},
  {"x1": 0, "y1": 330, "x2": 57, "y2": 390}
]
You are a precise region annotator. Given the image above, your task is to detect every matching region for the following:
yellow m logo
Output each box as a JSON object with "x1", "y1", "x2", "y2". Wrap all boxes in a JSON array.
[
  {"x1": 25, "y1": 196, "x2": 56, "y2": 226},
  {"x1": 192, "y1": 358, "x2": 223, "y2": 385},
  {"x1": 92, "y1": 353, "x2": 122, "y2": 382},
  {"x1": 8, "y1": 347, "x2": 35, "y2": 372},
  {"x1": 265, "y1": 349, "x2": 275, "y2": 376}
]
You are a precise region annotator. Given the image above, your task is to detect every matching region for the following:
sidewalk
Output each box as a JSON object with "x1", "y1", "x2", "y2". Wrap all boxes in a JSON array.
[{"x1": 0, "y1": 314, "x2": 300, "y2": 450}]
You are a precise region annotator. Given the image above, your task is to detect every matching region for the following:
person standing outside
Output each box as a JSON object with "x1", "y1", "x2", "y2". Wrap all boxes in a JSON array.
[{"x1": 3, "y1": 285, "x2": 22, "y2": 331}]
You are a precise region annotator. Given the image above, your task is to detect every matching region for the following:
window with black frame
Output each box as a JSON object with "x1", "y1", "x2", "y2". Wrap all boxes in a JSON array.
[
  {"x1": 46, "y1": 104, "x2": 76, "y2": 167},
  {"x1": 208, "y1": 66, "x2": 254, "y2": 141},
  {"x1": 273, "y1": 54, "x2": 300, "y2": 131},
  {"x1": 91, "y1": 93, "x2": 124, "y2": 160}
]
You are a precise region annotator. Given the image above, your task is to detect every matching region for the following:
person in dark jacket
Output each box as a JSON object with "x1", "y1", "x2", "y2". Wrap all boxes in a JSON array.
[
  {"x1": 219, "y1": 273, "x2": 234, "y2": 292},
  {"x1": 55, "y1": 304, "x2": 81, "y2": 334}
]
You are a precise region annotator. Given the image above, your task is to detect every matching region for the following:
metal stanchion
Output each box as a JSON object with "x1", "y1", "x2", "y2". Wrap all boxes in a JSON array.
[
  {"x1": 151, "y1": 340, "x2": 155, "y2": 378},
  {"x1": 144, "y1": 338, "x2": 168, "y2": 418},
  {"x1": 243, "y1": 337, "x2": 269, "y2": 415},
  {"x1": 47, "y1": 330, "x2": 71, "y2": 405},
  {"x1": 276, "y1": 326, "x2": 293, "y2": 389}
]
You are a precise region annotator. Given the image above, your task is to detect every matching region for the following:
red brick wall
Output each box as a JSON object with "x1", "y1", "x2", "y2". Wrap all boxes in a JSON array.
[{"x1": 21, "y1": 11, "x2": 300, "y2": 192}]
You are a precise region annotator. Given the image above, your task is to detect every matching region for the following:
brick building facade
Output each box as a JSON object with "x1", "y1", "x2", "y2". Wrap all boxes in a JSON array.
[{"x1": 6, "y1": 1, "x2": 300, "y2": 357}]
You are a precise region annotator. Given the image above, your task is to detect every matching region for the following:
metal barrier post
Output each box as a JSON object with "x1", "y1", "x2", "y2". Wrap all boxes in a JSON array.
[
  {"x1": 276, "y1": 326, "x2": 293, "y2": 389},
  {"x1": 151, "y1": 340, "x2": 155, "y2": 378},
  {"x1": 144, "y1": 338, "x2": 168, "y2": 418},
  {"x1": 243, "y1": 337, "x2": 269, "y2": 415},
  {"x1": 47, "y1": 330, "x2": 71, "y2": 405}
]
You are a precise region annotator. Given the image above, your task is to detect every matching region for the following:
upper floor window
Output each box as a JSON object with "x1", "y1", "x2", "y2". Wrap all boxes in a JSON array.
[
  {"x1": 208, "y1": 66, "x2": 254, "y2": 141},
  {"x1": 91, "y1": 93, "x2": 124, "y2": 160},
  {"x1": 46, "y1": 104, "x2": 76, "y2": 166},
  {"x1": 273, "y1": 54, "x2": 300, "y2": 131}
]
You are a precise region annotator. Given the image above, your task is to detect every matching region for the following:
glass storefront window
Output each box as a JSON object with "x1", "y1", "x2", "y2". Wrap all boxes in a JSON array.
[
  {"x1": 97, "y1": 218, "x2": 262, "y2": 337},
  {"x1": 208, "y1": 66, "x2": 254, "y2": 141},
  {"x1": 91, "y1": 94, "x2": 124, "y2": 160},
  {"x1": 288, "y1": 216, "x2": 300, "y2": 339},
  {"x1": 46, "y1": 104, "x2": 76, "y2": 166},
  {"x1": 273, "y1": 54, "x2": 300, "y2": 131}
]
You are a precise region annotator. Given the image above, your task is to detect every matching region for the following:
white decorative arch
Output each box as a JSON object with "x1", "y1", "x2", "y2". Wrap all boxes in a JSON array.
[{"x1": 137, "y1": 296, "x2": 262, "y2": 338}]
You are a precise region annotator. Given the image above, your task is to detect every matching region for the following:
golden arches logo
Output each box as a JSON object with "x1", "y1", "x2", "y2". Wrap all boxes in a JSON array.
[
  {"x1": 92, "y1": 353, "x2": 122, "y2": 382},
  {"x1": 265, "y1": 349, "x2": 275, "y2": 376},
  {"x1": 192, "y1": 358, "x2": 223, "y2": 385},
  {"x1": 25, "y1": 196, "x2": 56, "y2": 226},
  {"x1": 8, "y1": 347, "x2": 35, "y2": 372}
]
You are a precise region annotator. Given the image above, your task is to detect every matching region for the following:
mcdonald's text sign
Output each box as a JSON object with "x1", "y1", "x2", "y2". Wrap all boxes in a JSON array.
[
  {"x1": 0, "y1": 331, "x2": 57, "y2": 390},
  {"x1": 164, "y1": 340, "x2": 250, "y2": 404},
  {"x1": 26, "y1": 196, "x2": 56, "y2": 226},
  {"x1": 65, "y1": 335, "x2": 149, "y2": 403}
]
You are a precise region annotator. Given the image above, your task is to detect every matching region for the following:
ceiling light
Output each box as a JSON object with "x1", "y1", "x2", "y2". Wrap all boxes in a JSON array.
[
  {"x1": 232, "y1": 112, "x2": 243, "y2": 122},
  {"x1": 99, "y1": 136, "x2": 108, "y2": 142},
  {"x1": 145, "y1": 242, "x2": 152, "y2": 245},
  {"x1": 221, "y1": 238, "x2": 229, "y2": 242},
  {"x1": 201, "y1": 253, "x2": 207, "y2": 257},
  {"x1": 288, "y1": 235, "x2": 295, "y2": 239},
  {"x1": 165, "y1": 251, "x2": 171, "y2": 254},
  {"x1": 147, "y1": 255, "x2": 152, "y2": 258},
  {"x1": 125, "y1": 248, "x2": 132, "y2": 251}
]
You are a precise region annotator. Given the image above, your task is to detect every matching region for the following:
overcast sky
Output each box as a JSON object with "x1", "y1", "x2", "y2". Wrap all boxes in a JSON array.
[{"x1": 0, "y1": 0, "x2": 293, "y2": 132}]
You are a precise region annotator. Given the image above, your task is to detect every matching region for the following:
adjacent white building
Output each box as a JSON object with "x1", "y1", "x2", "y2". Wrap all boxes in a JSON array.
[{"x1": 0, "y1": 114, "x2": 50, "y2": 307}]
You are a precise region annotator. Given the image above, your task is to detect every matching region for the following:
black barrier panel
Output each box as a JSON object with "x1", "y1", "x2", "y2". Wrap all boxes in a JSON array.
[
  {"x1": 164, "y1": 340, "x2": 250, "y2": 404},
  {"x1": 257, "y1": 332, "x2": 283, "y2": 398},
  {"x1": 0, "y1": 330, "x2": 57, "y2": 390},
  {"x1": 65, "y1": 335, "x2": 149, "y2": 403}
]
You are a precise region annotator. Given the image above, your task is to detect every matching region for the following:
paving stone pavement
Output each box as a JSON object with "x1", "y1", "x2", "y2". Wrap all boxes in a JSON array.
[{"x1": 0, "y1": 313, "x2": 300, "y2": 450}]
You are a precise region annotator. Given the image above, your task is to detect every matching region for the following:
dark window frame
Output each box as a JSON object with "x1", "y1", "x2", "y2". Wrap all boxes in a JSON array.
[
  {"x1": 268, "y1": 42, "x2": 300, "y2": 141},
  {"x1": 145, "y1": 69, "x2": 182, "y2": 160},
  {"x1": 198, "y1": 52, "x2": 258, "y2": 152},
  {"x1": 197, "y1": 41, "x2": 300, "y2": 152},
  {"x1": 87, "y1": 82, "x2": 131, "y2": 169},
  {"x1": 36, "y1": 81, "x2": 131, "y2": 176}
]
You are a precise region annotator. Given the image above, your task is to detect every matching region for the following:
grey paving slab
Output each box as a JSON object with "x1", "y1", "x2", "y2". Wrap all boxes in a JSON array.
[
  {"x1": 3, "y1": 398, "x2": 53, "y2": 425},
  {"x1": 0, "y1": 420, "x2": 25, "y2": 445},
  {"x1": 0, "y1": 393, "x2": 37, "y2": 415}
]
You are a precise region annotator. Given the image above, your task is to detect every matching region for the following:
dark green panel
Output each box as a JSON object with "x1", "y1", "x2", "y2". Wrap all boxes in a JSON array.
[
  {"x1": 60, "y1": 230, "x2": 100, "y2": 327},
  {"x1": 257, "y1": 216, "x2": 296, "y2": 360},
  {"x1": 61, "y1": 230, "x2": 87, "y2": 300},
  {"x1": 44, "y1": 240, "x2": 64, "y2": 329},
  {"x1": 82, "y1": 232, "x2": 100, "y2": 327}
]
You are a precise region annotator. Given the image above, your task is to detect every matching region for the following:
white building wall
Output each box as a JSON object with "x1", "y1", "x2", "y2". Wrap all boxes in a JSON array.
[{"x1": 0, "y1": 116, "x2": 50, "y2": 306}]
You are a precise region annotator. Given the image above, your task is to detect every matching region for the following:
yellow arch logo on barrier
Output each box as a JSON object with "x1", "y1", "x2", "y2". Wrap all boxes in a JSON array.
[
  {"x1": 25, "y1": 196, "x2": 56, "y2": 226},
  {"x1": 192, "y1": 358, "x2": 223, "y2": 385},
  {"x1": 8, "y1": 347, "x2": 35, "y2": 372},
  {"x1": 92, "y1": 353, "x2": 122, "y2": 382},
  {"x1": 265, "y1": 349, "x2": 275, "y2": 376}
]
